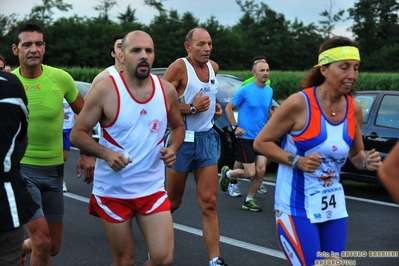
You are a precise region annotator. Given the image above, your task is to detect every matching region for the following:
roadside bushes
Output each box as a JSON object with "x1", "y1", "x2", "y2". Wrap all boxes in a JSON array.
[
  {"x1": 63, "y1": 67, "x2": 399, "y2": 101},
  {"x1": 221, "y1": 70, "x2": 399, "y2": 100}
]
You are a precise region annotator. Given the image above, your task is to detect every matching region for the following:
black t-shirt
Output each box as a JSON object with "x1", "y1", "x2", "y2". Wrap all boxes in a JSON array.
[{"x1": 0, "y1": 71, "x2": 38, "y2": 231}]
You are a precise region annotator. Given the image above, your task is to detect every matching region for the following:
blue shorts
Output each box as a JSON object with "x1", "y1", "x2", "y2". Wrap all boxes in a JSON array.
[
  {"x1": 172, "y1": 128, "x2": 220, "y2": 173},
  {"x1": 21, "y1": 164, "x2": 65, "y2": 223},
  {"x1": 275, "y1": 211, "x2": 347, "y2": 265},
  {"x1": 63, "y1": 129, "x2": 71, "y2": 151}
]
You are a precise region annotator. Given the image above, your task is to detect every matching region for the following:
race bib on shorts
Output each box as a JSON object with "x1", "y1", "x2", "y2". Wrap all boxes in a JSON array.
[
  {"x1": 306, "y1": 183, "x2": 348, "y2": 223},
  {"x1": 184, "y1": 130, "x2": 194, "y2": 142}
]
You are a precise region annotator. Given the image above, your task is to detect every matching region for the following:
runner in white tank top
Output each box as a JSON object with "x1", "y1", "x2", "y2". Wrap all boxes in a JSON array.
[
  {"x1": 70, "y1": 30, "x2": 185, "y2": 266},
  {"x1": 164, "y1": 28, "x2": 227, "y2": 266},
  {"x1": 93, "y1": 73, "x2": 167, "y2": 198},
  {"x1": 254, "y1": 39, "x2": 382, "y2": 266}
]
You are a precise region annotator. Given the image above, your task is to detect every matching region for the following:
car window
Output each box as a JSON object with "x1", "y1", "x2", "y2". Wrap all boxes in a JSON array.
[
  {"x1": 375, "y1": 95, "x2": 399, "y2": 129},
  {"x1": 354, "y1": 94, "x2": 377, "y2": 123},
  {"x1": 216, "y1": 75, "x2": 242, "y2": 103}
]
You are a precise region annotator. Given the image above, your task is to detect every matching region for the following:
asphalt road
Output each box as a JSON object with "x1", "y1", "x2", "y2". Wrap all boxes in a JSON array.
[{"x1": 23, "y1": 149, "x2": 399, "y2": 266}]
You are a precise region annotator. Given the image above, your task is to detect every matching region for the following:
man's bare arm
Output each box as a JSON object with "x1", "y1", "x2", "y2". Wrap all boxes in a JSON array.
[
  {"x1": 164, "y1": 60, "x2": 194, "y2": 114},
  {"x1": 162, "y1": 79, "x2": 185, "y2": 155},
  {"x1": 378, "y1": 142, "x2": 399, "y2": 204},
  {"x1": 85, "y1": 69, "x2": 110, "y2": 98},
  {"x1": 69, "y1": 92, "x2": 85, "y2": 114},
  {"x1": 70, "y1": 80, "x2": 108, "y2": 159}
]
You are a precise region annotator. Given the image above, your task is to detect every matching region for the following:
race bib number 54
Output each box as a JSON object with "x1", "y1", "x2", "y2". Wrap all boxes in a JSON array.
[{"x1": 306, "y1": 184, "x2": 348, "y2": 223}]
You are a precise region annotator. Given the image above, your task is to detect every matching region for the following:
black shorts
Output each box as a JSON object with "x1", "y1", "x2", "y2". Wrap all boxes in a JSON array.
[
  {"x1": 0, "y1": 227, "x2": 24, "y2": 266},
  {"x1": 235, "y1": 138, "x2": 262, "y2": 164}
]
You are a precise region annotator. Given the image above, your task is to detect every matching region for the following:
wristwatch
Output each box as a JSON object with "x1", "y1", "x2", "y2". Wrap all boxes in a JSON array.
[
  {"x1": 231, "y1": 125, "x2": 238, "y2": 130},
  {"x1": 189, "y1": 103, "x2": 197, "y2": 114}
]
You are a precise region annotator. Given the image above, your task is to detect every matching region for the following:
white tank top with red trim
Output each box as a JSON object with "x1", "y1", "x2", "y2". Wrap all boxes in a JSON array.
[{"x1": 92, "y1": 73, "x2": 168, "y2": 198}]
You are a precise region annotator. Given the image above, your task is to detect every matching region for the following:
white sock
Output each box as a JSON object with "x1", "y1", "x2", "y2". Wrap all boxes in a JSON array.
[
  {"x1": 226, "y1": 170, "x2": 231, "y2": 178},
  {"x1": 246, "y1": 197, "x2": 253, "y2": 202}
]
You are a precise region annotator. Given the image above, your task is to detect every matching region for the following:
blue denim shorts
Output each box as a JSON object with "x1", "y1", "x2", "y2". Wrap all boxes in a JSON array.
[{"x1": 172, "y1": 128, "x2": 220, "y2": 173}]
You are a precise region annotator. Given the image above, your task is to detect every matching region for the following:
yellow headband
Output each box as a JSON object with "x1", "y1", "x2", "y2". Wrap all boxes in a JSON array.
[{"x1": 313, "y1": 46, "x2": 360, "y2": 68}]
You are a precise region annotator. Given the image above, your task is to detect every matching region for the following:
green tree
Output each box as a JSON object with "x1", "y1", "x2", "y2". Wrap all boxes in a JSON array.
[
  {"x1": 0, "y1": 13, "x2": 18, "y2": 35},
  {"x1": 201, "y1": 17, "x2": 238, "y2": 70},
  {"x1": 93, "y1": 0, "x2": 117, "y2": 22},
  {"x1": 348, "y1": 0, "x2": 399, "y2": 71},
  {"x1": 318, "y1": 0, "x2": 345, "y2": 38},
  {"x1": 117, "y1": 4, "x2": 137, "y2": 24},
  {"x1": 288, "y1": 20, "x2": 324, "y2": 70},
  {"x1": 144, "y1": 0, "x2": 169, "y2": 15},
  {"x1": 147, "y1": 10, "x2": 195, "y2": 67},
  {"x1": 30, "y1": 0, "x2": 72, "y2": 24},
  {"x1": 234, "y1": 1, "x2": 293, "y2": 70}
]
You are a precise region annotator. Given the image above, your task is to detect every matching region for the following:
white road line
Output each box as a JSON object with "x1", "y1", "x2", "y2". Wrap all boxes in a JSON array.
[
  {"x1": 240, "y1": 179, "x2": 399, "y2": 208},
  {"x1": 345, "y1": 196, "x2": 398, "y2": 207},
  {"x1": 173, "y1": 223, "x2": 285, "y2": 259},
  {"x1": 64, "y1": 192, "x2": 89, "y2": 203},
  {"x1": 71, "y1": 148, "x2": 397, "y2": 208},
  {"x1": 63, "y1": 192, "x2": 286, "y2": 260}
]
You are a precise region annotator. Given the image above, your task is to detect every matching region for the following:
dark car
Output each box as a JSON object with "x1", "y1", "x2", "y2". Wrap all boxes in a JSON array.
[
  {"x1": 340, "y1": 90, "x2": 399, "y2": 183},
  {"x1": 151, "y1": 68, "x2": 279, "y2": 170}
]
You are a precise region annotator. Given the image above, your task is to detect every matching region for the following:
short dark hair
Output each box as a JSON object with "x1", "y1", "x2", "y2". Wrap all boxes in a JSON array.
[
  {"x1": 13, "y1": 23, "x2": 43, "y2": 46},
  {"x1": 109, "y1": 34, "x2": 125, "y2": 54},
  {"x1": 250, "y1": 55, "x2": 267, "y2": 66}
]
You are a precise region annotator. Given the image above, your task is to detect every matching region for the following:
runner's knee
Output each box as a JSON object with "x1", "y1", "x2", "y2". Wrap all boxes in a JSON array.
[
  {"x1": 169, "y1": 199, "x2": 182, "y2": 212},
  {"x1": 199, "y1": 194, "x2": 217, "y2": 212},
  {"x1": 33, "y1": 237, "x2": 51, "y2": 256},
  {"x1": 150, "y1": 251, "x2": 173, "y2": 266},
  {"x1": 50, "y1": 244, "x2": 61, "y2": 256},
  {"x1": 244, "y1": 168, "x2": 256, "y2": 177},
  {"x1": 256, "y1": 165, "x2": 266, "y2": 175}
]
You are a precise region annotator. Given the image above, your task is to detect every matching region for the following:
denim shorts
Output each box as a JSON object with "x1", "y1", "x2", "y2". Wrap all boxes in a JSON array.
[{"x1": 172, "y1": 128, "x2": 220, "y2": 173}]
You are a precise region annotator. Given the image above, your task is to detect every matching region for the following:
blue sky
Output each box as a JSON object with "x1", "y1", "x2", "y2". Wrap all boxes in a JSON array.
[{"x1": 2, "y1": 0, "x2": 356, "y2": 37}]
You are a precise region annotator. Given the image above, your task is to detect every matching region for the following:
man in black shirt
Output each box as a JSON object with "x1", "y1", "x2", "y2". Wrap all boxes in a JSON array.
[{"x1": 0, "y1": 71, "x2": 38, "y2": 266}]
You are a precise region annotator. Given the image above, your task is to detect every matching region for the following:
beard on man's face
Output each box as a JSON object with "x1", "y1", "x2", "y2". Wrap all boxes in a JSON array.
[
  {"x1": 135, "y1": 60, "x2": 150, "y2": 80},
  {"x1": 135, "y1": 70, "x2": 150, "y2": 80}
]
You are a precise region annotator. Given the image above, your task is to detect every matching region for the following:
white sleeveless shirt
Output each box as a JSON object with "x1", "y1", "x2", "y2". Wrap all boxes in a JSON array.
[
  {"x1": 178, "y1": 58, "x2": 218, "y2": 132},
  {"x1": 92, "y1": 73, "x2": 168, "y2": 198},
  {"x1": 106, "y1": 65, "x2": 119, "y2": 76},
  {"x1": 275, "y1": 87, "x2": 355, "y2": 223}
]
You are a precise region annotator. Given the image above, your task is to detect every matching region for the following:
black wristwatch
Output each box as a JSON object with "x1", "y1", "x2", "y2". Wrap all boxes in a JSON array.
[
  {"x1": 189, "y1": 103, "x2": 197, "y2": 114},
  {"x1": 231, "y1": 125, "x2": 238, "y2": 130}
]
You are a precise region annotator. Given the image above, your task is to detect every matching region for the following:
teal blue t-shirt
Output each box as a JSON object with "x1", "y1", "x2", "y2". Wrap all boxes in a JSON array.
[{"x1": 231, "y1": 83, "x2": 273, "y2": 140}]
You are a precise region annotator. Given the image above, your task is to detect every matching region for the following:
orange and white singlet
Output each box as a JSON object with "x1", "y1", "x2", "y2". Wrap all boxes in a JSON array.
[
  {"x1": 93, "y1": 73, "x2": 168, "y2": 198},
  {"x1": 275, "y1": 87, "x2": 356, "y2": 223}
]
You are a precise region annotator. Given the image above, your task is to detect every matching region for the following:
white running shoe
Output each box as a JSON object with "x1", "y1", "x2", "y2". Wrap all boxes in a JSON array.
[
  {"x1": 63, "y1": 181, "x2": 67, "y2": 192},
  {"x1": 228, "y1": 183, "x2": 241, "y2": 197},
  {"x1": 257, "y1": 183, "x2": 267, "y2": 194}
]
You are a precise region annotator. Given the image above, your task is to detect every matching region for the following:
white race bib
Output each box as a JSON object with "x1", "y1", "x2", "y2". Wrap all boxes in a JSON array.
[
  {"x1": 184, "y1": 130, "x2": 195, "y2": 142},
  {"x1": 306, "y1": 183, "x2": 348, "y2": 223}
]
